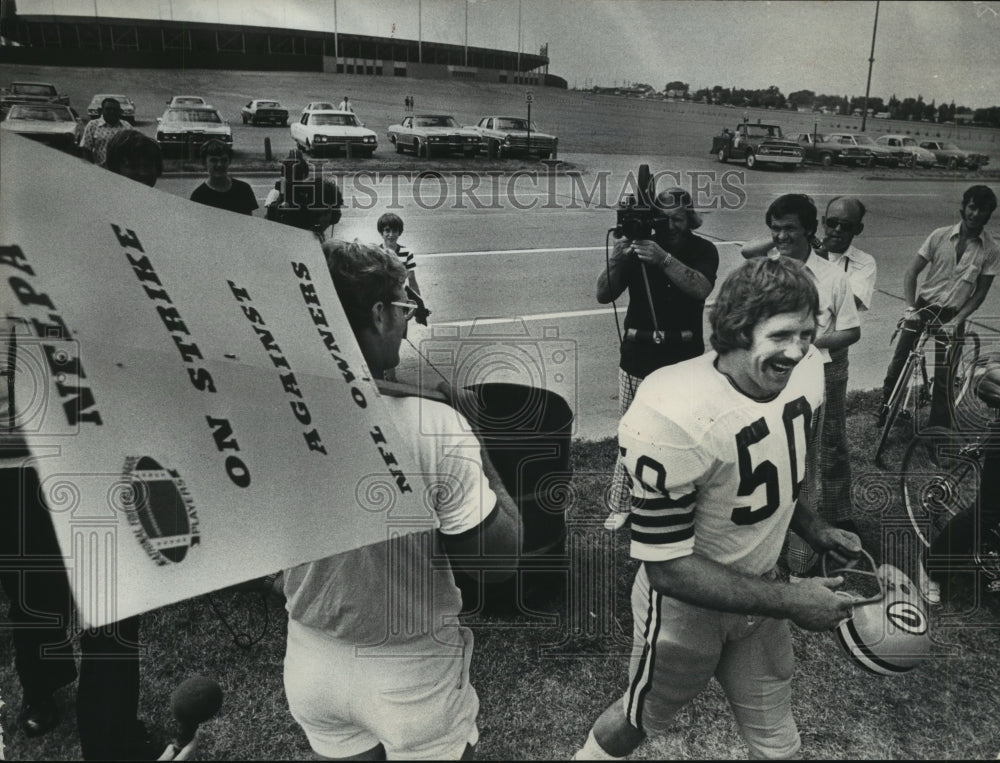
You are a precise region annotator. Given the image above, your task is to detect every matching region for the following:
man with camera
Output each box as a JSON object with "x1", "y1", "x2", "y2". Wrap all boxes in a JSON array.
[
  {"x1": 597, "y1": 185, "x2": 719, "y2": 531},
  {"x1": 264, "y1": 150, "x2": 343, "y2": 240}
]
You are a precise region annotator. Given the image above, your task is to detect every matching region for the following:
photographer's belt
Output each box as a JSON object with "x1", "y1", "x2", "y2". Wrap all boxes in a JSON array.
[{"x1": 624, "y1": 328, "x2": 694, "y2": 345}]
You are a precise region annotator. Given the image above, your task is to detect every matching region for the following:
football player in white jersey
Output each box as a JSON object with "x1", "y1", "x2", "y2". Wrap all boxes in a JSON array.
[{"x1": 574, "y1": 256, "x2": 862, "y2": 760}]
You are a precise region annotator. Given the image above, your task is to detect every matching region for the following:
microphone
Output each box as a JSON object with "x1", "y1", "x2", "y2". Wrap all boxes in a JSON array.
[{"x1": 171, "y1": 676, "x2": 223, "y2": 747}]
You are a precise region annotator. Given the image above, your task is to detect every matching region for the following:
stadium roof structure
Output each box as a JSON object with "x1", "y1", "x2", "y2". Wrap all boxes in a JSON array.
[{"x1": 0, "y1": 2, "x2": 564, "y2": 87}]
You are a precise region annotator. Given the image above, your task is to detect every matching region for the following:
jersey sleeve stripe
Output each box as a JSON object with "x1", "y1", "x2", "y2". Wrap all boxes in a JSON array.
[
  {"x1": 631, "y1": 492, "x2": 696, "y2": 510},
  {"x1": 630, "y1": 526, "x2": 695, "y2": 546},
  {"x1": 629, "y1": 508, "x2": 695, "y2": 528}
]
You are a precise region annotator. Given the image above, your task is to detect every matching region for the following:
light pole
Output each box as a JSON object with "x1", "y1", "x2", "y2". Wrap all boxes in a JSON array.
[
  {"x1": 516, "y1": 0, "x2": 522, "y2": 82},
  {"x1": 861, "y1": 0, "x2": 880, "y2": 132},
  {"x1": 464, "y1": 0, "x2": 468, "y2": 67}
]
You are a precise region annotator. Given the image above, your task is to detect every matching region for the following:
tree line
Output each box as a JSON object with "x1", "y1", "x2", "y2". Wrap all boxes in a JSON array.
[{"x1": 661, "y1": 82, "x2": 999, "y2": 127}]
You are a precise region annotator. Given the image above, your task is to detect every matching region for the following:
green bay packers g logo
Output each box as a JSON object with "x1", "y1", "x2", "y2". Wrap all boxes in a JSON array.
[{"x1": 886, "y1": 602, "x2": 928, "y2": 635}]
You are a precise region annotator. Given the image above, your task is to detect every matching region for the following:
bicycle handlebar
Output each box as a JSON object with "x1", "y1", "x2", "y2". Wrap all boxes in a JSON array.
[{"x1": 891, "y1": 307, "x2": 965, "y2": 346}]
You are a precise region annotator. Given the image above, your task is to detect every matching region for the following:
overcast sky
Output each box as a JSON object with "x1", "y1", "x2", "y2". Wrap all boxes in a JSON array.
[{"x1": 18, "y1": 0, "x2": 1000, "y2": 109}]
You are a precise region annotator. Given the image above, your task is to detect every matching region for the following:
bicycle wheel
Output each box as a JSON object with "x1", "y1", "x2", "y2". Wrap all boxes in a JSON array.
[
  {"x1": 874, "y1": 351, "x2": 918, "y2": 464},
  {"x1": 901, "y1": 426, "x2": 980, "y2": 548}
]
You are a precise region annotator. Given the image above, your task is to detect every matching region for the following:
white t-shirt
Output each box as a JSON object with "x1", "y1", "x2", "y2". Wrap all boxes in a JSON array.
[
  {"x1": 916, "y1": 223, "x2": 1000, "y2": 309},
  {"x1": 283, "y1": 397, "x2": 496, "y2": 644},
  {"x1": 824, "y1": 244, "x2": 877, "y2": 311},
  {"x1": 804, "y1": 252, "x2": 861, "y2": 362}
]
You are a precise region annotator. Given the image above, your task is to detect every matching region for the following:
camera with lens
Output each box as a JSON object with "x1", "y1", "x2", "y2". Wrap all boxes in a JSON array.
[{"x1": 615, "y1": 164, "x2": 656, "y2": 241}]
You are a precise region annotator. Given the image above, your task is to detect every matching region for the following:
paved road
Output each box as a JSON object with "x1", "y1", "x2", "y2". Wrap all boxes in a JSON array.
[{"x1": 161, "y1": 155, "x2": 1000, "y2": 440}]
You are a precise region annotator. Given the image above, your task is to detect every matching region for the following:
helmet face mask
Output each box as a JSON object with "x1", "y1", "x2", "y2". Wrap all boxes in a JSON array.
[{"x1": 823, "y1": 551, "x2": 932, "y2": 676}]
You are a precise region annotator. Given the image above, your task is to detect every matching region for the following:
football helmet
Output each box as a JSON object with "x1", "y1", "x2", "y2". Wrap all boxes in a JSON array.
[{"x1": 822, "y1": 550, "x2": 932, "y2": 676}]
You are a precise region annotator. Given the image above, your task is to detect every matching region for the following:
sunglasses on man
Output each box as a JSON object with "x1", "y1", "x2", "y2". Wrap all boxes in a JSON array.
[
  {"x1": 389, "y1": 300, "x2": 420, "y2": 321},
  {"x1": 823, "y1": 216, "x2": 860, "y2": 233}
]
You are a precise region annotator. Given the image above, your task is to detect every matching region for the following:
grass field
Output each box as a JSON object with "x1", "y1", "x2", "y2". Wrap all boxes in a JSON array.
[{"x1": 3, "y1": 390, "x2": 999, "y2": 761}]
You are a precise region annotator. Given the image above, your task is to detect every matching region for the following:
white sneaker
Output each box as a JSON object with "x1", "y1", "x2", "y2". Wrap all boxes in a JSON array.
[{"x1": 603, "y1": 512, "x2": 629, "y2": 531}]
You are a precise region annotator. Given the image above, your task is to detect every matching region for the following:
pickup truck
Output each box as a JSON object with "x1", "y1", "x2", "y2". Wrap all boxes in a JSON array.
[
  {"x1": 471, "y1": 115, "x2": 558, "y2": 159},
  {"x1": 795, "y1": 132, "x2": 874, "y2": 167},
  {"x1": 711, "y1": 122, "x2": 803, "y2": 169}
]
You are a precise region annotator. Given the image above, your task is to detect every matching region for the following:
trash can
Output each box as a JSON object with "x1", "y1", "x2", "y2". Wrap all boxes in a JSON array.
[{"x1": 450, "y1": 383, "x2": 573, "y2": 614}]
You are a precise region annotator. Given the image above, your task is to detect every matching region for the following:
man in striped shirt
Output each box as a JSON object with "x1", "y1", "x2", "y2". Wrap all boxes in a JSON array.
[
  {"x1": 573, "y1": 257, "x2": 861, "y2": 761},
  {"x1": 378, "y1": 212, "x2": 419, "y2": 296}
]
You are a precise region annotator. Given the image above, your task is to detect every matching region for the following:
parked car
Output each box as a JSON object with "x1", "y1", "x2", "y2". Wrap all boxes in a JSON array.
[
  {"x1": 0, "y1": 82, "x2": 71, "y2": 114},
  {"x1": 86, "y1": 93, "x2": 136, "y2": 124},
  {"x1": 918, "y1": 140, "x2": 989, "y2": 170},
  {"x1": 874, "y1": 134, "x2": 937, "y2": 168},
  {"x1": 0, "y1": 103, "x2": 83, "y2": 153},
  {"x1": 795, "y1": 132, "x2": 873, "y2": 167},
  {"x1": 290, "y1": 109, "x2": 377, "y2": 157},
  {"x1": 824, "y1": 133, "x2": 905, "y2": 168},
  {"x1": 302, "y1": 101, "x2": 336, "y2": 114},
  {"x1": 155, "y1": 106, "x2": 232, "y2": 156},
  {"x1": 387, "y1": 114, "x2": 481, "y2": 157},
  {"x1": 471, "y1": 115, "x2": 558, "y2": 159},
  {"x1": 711, "y1": 122, "x2": 802, "y2": 169},
  {"x1": 166, "y1": 95, "x2": 208, "y2": 108},
  {"x1": 241, "y1": 99, "x2": 289, "y2": 126}
]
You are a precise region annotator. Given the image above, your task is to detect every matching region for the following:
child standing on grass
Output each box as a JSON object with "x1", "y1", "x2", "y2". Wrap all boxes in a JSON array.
[{"x1": 378, "y1": 212, "x2": 420, "y2": 382}]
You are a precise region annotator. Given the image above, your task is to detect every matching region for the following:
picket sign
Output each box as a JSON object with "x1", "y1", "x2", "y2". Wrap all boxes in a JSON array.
[{"x1": 0, "y1": 133, "x2": 432, "y2": 628}]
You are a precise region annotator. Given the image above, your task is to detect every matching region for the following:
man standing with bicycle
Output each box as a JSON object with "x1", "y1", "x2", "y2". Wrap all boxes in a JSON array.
[{"x1": 878, "y1": 185, "x2": 1000, "y2": 431}]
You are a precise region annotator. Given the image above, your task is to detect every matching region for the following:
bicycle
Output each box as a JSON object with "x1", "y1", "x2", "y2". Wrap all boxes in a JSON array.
[
  {"x1": 900, "y1": 393, "x2": 1000, "y2": 594},
  {"x1": 873, "y1": 314, "x2": 979, "y2": 466}
]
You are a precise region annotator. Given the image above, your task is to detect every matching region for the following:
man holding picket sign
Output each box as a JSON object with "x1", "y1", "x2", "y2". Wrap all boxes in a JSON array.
[{"x1": 281, "y1": 240, "x2": 522, "y2": 760}]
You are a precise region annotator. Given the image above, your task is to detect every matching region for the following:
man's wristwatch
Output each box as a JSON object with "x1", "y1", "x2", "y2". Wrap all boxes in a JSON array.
[{"x1": 662, "y1": 252, "x2": 674, "y2": 269}]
